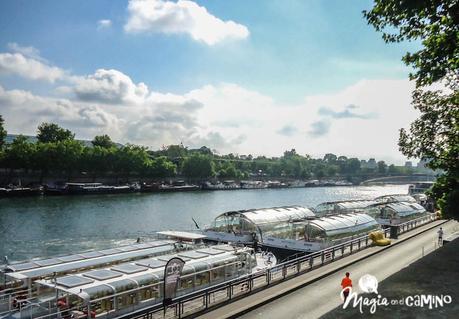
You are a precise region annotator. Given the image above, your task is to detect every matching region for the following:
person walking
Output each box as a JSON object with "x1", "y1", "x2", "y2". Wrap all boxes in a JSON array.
[
  {"x1": 341, "y1": 272, "x2": 352, "y2": 302},
  {"x1": 437, "y1": 227, "x2": 444, "y2": 246}
]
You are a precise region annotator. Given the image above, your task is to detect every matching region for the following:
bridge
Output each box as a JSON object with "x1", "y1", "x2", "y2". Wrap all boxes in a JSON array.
[{"x1": 360, "y1": 174, "x2": 436, "y2": 185}]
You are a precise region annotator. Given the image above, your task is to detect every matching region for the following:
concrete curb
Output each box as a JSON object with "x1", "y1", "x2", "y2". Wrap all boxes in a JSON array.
[{"x1": 198, "y1": 219, "x2": 449, "y2": 319}]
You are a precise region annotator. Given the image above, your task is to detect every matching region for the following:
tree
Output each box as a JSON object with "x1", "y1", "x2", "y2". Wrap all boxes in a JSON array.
[
  {"x1": 81, "y1": 146, "x2": 114, "y2": 177},
  {"x1": 92, "y1": 134, "x2": 115, "y2": 148},
  {"x1": 363, "y1": 0, "x2": 459, "y2": 87},
  {"x1": 377, "y1": 161, "x2": 387, "y2": 174},
  {"x1": 345, "y1": 158, "x2": 361, "y2": 175},
  {"x1": 54, "y1": 140, "x2": 84, "y2": 176},
  {"x1": 148, "y1": 156, "x2": 176, "y2": 178},
  {"x1": 399, "y1": 83, "x2": 458, "y2": 217},
  {"x1": 182, "y1": 154, "x2": 215, "y2": 179},
  {"x1": 113, "y1": 144, "x2": 151, "y2": 176},
  {"x1": 323, "y1": 153, "x2": 337, "y2": 163},
  {"x1": 37, "y1": 123, "x2": 74, "y2": 143},
  {"x1": 0, "y1": 115, "x2": 6, "y2": 150},
  {"x1": 365, "y1": 0, "x2": 459, "y2": 219},
  {"x1": 4, "y1": 135, "x2": 35, "y2": 170},
  {"x1": 283, "y1": 149, "x2": 298, "y2": 159}
]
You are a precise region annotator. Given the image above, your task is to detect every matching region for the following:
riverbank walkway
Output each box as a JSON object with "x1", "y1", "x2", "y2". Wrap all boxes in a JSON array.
[
  {"x1": 321, "y1": 232, "x2": 459, "y2": 318},
  {"x1": 198, "y1": 219, "x2": 457, "y2": 319}
]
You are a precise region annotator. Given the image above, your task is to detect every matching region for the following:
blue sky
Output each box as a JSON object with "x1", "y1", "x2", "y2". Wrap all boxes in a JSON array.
[{"x1": 0, "y1": 0, "x2": 420, "y2": 163}]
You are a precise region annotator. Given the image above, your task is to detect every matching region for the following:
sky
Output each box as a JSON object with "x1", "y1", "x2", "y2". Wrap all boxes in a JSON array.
[{"x1": 0, "y1": 0, "x2": 422, "y2": 164}]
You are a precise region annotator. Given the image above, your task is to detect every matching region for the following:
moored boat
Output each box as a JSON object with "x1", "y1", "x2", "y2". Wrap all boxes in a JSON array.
[
  {"x1": 1, "y1": 244, "x2": 263, "y2": 319},
  {"x1": 201, "y1": 180, "x2": 240, "y2": 190},
  {"x1": 203, "y1": 205, "x2": 316, "y2": 245},
  {"x1": 240, "y1": 180, "x2": 268, "y2": 189},
  {"x1": 0, "y1": 186, "x2": 43, "y2": 197},
  {"x1": 314, "y1": 199, "x2": 378, "y2": 217},
  {"x1": 261, "y1": 213, "x2": 381, "y2": 258}
]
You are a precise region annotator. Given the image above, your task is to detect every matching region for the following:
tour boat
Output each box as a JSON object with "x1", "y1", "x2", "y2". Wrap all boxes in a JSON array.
[{"x1": 1, "y1": 245, "x2": 263, "y2": 319}]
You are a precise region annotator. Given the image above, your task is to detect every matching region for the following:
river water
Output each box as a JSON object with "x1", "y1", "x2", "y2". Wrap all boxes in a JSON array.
[{"x1": 0, "y1": 185, "x2": 408, "y2": 262}]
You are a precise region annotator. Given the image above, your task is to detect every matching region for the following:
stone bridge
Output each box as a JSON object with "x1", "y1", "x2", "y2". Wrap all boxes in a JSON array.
[{"x1": 360, "y1": 174, "x2": 436, "y2": 185}]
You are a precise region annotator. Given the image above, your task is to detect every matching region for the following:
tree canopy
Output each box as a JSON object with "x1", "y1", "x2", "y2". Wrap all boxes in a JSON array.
[
  {"x1": 365, "y1": 0, "x2": 459, "y2": 219},
  {"x1": 364, "y1": 0, "x2": 459, "y2": 87},
  {"x1": 92, "y1": 134, "x2": 115, "y2": 148},
  {"x1": 0, "y1": 115, "x2": 6, "y2": 150},
  {"x1": 37, "y1": 123, "x2": 75, "y2": 143},
  {"x1": 182, "y1": 153, "x2": 215, "y2": 179}
]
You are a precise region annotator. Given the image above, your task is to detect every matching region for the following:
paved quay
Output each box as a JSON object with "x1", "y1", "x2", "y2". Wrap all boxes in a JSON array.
[
  {"x1": 321, "y1": 234, "x2": 459, "y2": 319},
  {"x1": 197, "y1": 219, "x2": 457, "y2": 319}
]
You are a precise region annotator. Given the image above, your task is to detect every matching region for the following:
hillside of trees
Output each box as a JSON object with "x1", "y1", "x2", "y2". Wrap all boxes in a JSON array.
[{"x1": 0, "y1": 117, "x2": 427, "y2": 183}]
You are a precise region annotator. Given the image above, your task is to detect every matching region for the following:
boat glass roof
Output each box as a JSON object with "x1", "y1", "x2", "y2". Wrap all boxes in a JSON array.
[
  {"x1": 178, "y1": 251, "x2": 208, "y2": 259},
  {"x1": 34, "y1": 246, "x2": 251, "y2": 300},
  {"x1": 135, "y1": 258, "x2": 167, "y2": 269},
  {"x1": 218, "y1": 206, "x2": 315, "y2": 226},
  {"x1": 196, "y1": 248, "x2": 225, "y2": 255},
  {"x1": 83, "y1": 269, "x2": 123, "y2": 281},
  {"x1": 56, "y1": 275, "x2": 94, "y2": 288},
  {"x1": 107, "y1": 279, "x2": 137, "y2": 292},
  {"x1": 111, "y1": 264, "x2": 148, "y2": 274},
  {"x1": 307, "y1": 213, "x2": 378, "y2": 232},
  {"x1": 34, "y1": 258, "x2": 63, "y2": 267},
  {"x1": 6, "y1": 245, "x2": 176, "y2": 280},
  {"x1": 157, "y1": 254, "x2": 191, "y2": 262}
]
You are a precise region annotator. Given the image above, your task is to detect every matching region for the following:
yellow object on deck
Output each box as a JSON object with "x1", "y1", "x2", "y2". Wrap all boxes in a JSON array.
[{"x1": 369, "y1": 231, "x2": 391, "y2": 246}]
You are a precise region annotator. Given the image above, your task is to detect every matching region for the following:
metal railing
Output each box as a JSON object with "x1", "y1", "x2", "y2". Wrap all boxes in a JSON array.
[
  {"x1": 116, "y1": 214, "x2": 437, "y2": 319},
  {"x1": 0, "y1": 214, "x2": 437, "y2": 319}
]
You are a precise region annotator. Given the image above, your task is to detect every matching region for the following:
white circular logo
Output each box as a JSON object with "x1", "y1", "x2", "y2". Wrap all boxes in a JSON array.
[{"x1": 359, "y1": 274, "x2": 378, "y2": 294}]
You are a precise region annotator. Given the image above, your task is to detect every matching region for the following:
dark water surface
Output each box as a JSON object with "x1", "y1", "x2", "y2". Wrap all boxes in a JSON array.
[{"x1": 0, "y1": 185, "x2": 408, "y2": 261}]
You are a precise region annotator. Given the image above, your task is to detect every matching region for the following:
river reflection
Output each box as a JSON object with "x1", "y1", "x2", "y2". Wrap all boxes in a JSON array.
[{"x1": 0, "y1": 184, "x2": 408, "y2": 261}]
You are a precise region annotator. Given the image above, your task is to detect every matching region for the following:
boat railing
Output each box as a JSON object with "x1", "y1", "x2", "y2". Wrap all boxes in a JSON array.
[{"x1": 113, "y1": 213, "x2": 438, "y2": 319}]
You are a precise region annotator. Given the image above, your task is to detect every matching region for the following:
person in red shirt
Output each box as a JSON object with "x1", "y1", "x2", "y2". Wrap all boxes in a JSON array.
[{"x1": 341, "y1": 272, "x2": 352, "y2": 302}]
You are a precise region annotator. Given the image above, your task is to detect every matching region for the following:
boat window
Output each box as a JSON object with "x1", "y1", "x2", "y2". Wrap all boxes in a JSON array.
[
  {"x1": 83, "y1": 284, "x2": 115, "y2": 300},
  {"x1": 195, "y1": 271, "x2": 210, "y2": 286},
  {"x1": 108, "y1": 279, "x2": 138, "y2": 293}
]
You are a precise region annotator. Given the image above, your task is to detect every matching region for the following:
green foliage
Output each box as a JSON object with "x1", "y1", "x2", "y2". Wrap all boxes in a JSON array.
[
  {"x1": 217, "y1": 162, "x2": 240, "y2": 179},
  {"x1": 365, "y1": 0, "x2": 459, "y2": 219},
  {"x1": 377, "y1": 161, "x2": 387, "y2": 174},
  {"x1": 182, "y1": 154, "x2": 215, "y2": 179},
  {"x1": 399, "y1": 81, "x2": 459, "y2": 172},
  {"x1": 363, "y1": 0, "x2": 459, "y2": 87},
  {"x1": 113, "y1": 144, "x2": 151, "y2": 175},
  {"x1": 0, "y1": 115, "x2": 6, "y2": 150},
  {"x1": 147, "y1": 156, "x2": 177, "y2": 177},
  {"x1": 429, "y1": 174, "x2": 459, "y2": 218},
  {"x1": 81, "y1": 146, "x2": 114, "y2": 175},
  {"x1": 37, "y1": 123, "x2": 75, "y2": 143},
  {"x1": 92, "y1": 135, "x2": 115, "y2": 148},
  {"x1": 4, "y1": 135, "x2": 35, "y2": 170},
  {"x1": 0, "y1": 118, "x2": 431, "y2": 183}
]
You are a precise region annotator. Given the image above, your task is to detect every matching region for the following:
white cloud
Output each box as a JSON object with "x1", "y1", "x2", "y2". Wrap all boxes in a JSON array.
[
  {"x1": 72, "y1": 69, "x2": 149, "y2": 104},
  {"x1": 0, "y1": 48, "x2": 420, "y2": 164},
  {"x1": 0, "y1": 52, "x2": 65, "y2": 83},
  {"x1": 0, "y1": 85, "x2": 121, "y2": 139},
  {"x1": 97, "y1": 19, "x2": 112, "y2": 29},
  {"x1": 7, "y1": 43, "x2": 47, "y2": 62},
  {"x1": 124, "y1": 0, "x2": 249, "y2": 45}
]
